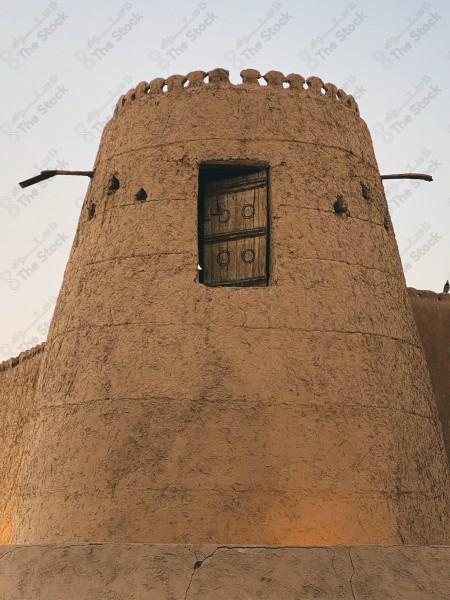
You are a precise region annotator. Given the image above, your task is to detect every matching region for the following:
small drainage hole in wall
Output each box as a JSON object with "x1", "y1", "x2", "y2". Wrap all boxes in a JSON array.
[
  {"x1": 333, "y1": 195, "x2": 348, "y2": 215},
  {"x1": 136, "y1": 188, "x2": 148, "y2": 202},
  {"x1": 361, "y1": 184, "x2": 371, "y2": 201}
]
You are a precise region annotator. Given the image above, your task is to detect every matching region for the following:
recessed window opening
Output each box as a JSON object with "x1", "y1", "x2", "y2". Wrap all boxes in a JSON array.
[
  {"x1": 108, "y1": 175, "x2": 120, "y2": 194},
  {"x1": 198, "y1": 163, "x2": 269, "y2": 287}
]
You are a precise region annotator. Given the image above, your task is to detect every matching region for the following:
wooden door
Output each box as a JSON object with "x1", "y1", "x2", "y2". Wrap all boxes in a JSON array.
[{"x1": 201, "y1": 170, "x2": 268, "y2": 286}]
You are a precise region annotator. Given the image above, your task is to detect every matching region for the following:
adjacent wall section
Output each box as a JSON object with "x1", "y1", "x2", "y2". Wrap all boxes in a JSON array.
[
  {"x1": 408, "y1": 288, "x2": 450, "y2": 466},
  {"x1": 0, "y1": 543, "x2": 449, "y2": 600},
  {"x1": 0, "y1": 344, "x2": 44, "y2": 543}
]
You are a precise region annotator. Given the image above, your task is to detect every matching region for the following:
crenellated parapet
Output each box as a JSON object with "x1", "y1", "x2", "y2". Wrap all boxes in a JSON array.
[
  {"x1": 408, "y1": 287, "x2": 450, "y2": 301},
  {"x1": 0, "y1": 342, "x2": 45, "y2": 373},
  {"x1": 114, "y1": 68, "x2": 359, "y2": 115}
]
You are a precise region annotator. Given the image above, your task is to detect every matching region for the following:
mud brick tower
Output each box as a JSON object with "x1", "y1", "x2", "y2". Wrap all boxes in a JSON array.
[{"x1": 1, "y1": 68, "x2": 450, "y2": 599}]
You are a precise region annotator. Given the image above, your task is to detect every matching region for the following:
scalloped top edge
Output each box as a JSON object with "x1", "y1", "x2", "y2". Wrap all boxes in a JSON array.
[
  {"x1": 113, "y1": 68, "x2": 359, "y2": 115},
  {"x1": 0, "y1": 342, "x2": 45, "y2": 373},
  {"x1": 408, "y1": 287, "x2": 450, "y2": 301}
]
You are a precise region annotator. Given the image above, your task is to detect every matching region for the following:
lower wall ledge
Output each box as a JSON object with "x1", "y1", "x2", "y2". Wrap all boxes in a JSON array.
[{"x1": 0, "y1": 543, "x2": 449, "y2": 599}]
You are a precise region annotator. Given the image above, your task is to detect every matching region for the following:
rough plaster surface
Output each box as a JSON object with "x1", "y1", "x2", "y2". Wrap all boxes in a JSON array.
[
  {"x1": 0, "y1": 543, "x2": 449, "y2": 599},
  {"x1": 0, "y1": 345, "x2": 44, "y2": 544},
  {"x1": 9, "y1": 69, "x2": 450, "y2": 545},
  {"x1": 409, "y1": 289, "x2": 450, "y2": 465}
]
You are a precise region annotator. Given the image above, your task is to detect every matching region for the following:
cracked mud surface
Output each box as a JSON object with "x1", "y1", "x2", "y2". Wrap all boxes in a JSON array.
[{"x1": 0, "y1": 543, "x2": 449, "y2": 599}]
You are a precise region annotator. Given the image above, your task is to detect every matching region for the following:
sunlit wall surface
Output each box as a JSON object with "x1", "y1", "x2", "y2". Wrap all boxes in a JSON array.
[{"x1": 1, "y1": 0, "x2": 449, "y2": 359}]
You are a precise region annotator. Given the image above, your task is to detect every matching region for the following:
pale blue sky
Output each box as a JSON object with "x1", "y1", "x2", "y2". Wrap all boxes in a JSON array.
[{"x1": 1, "y1": 0, "x2": 449, "y2": 359}]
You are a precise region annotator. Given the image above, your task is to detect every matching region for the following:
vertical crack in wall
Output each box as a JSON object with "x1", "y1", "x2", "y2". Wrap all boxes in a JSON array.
[
  {"x1": 185, "y1": 545, "x2": 279, "y2": 599},
  {"x1": 184, "y1": 546, "x2": 224, "y2": 600},
  {"x1": 348, "y1": 547, "x2": 356, "y2": 600}
]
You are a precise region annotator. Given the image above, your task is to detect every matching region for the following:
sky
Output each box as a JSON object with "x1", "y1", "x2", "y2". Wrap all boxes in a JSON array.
[{"x1": 0, "y1": 0, "x2": 449, "y2": 360}]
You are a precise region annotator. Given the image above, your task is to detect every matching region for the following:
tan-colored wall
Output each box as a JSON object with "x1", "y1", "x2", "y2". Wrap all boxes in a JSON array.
[
  {"x1": 1, "y1": 543, "x2": 449, "y2": 599},
  {"x1": 11, "y1": 69, "x2": 450, "y2": 545},
  {"x1": 408, "y1": 288, "x2": 450, "y2": 465},
  {"x1": 0, "y1": 344, "x2": 44, "y2": 543}
]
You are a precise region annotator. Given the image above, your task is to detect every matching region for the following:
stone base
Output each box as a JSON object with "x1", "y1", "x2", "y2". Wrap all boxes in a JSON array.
[{"x1": 0, "y1": 544, "x2": 449, "y2": 599}]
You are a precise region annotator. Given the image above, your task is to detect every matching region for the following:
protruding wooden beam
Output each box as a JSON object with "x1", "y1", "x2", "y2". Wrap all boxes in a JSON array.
[
  {"x1": 19, "y1": 170, "x2": 94, "y2": 188},
  {"x1": 381, "y1": 173, "x2": 432, "y2": 182}
]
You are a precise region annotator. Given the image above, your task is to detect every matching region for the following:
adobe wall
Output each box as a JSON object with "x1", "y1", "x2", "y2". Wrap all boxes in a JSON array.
[
  {"x1": 10, "y1": 69, "x2": 450, "y2": 545},
  {"x1": 0, "y1": 344, "x2": 44, "y2": 543},
  {"x1": 408, "y1": 288, "x2": 450, "y2": 465},
  {"x1": 0, "y1": 543, "x2": 449, "y2": 600}
]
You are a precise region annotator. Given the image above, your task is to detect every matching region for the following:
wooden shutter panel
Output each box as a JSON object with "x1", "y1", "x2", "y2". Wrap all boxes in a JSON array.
[{"x1": 201, "y1": 170, "x2": 268, "y2": 286}]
